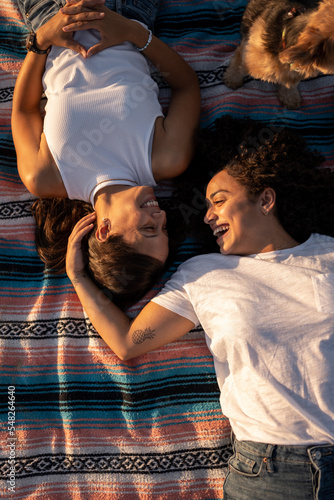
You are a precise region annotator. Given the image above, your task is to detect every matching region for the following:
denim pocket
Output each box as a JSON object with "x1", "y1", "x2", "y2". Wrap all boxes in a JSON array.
[
  {"x1": 229, "y1": 450, "x2": 265, "y2": 477},
  {"x1": 133, "y1": 0, "x2": 159, "y2": 15},
  {"x1": 312, "y1": 273, "x2": 334, "y2": 314},
  {"x1": 17, "y1": 0, "x2": 64, "y2": 31},
  {"x1": 122, "y1": 0, "x2": 160, "y2": 30}
]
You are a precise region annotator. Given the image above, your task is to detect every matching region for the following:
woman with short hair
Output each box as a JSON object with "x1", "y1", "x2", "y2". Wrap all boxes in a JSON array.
[{"x1": 12, "y1": 0, "x2": 200, "y2": 307}]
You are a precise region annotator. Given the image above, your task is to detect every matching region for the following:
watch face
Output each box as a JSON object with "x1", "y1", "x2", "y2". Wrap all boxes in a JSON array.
[
  {"x1": 25, "y1": 31, "x2": 50, "y2": 54},
  {"x1": 26, "y1": 32, "x2": 35, "y2": 50}
]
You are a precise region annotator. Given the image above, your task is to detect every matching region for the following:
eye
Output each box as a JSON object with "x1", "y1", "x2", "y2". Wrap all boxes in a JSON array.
[{"x1": 213, "y1": 199, "x2": 226, "y2": 205}]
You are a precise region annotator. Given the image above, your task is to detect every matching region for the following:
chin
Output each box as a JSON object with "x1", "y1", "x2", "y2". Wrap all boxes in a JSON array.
[
  {"x1": 155, "y1": 248, "x2": 169, "y2": 264},
  {"x1": 217, "y1": 234, "x2": 234, "y2": 255},
  {"x1": 219, "y1": 246, "x2": 230, "y2": 255}
]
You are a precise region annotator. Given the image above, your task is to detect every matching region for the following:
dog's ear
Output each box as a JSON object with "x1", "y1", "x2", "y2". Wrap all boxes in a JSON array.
[
  {"x1": 279, "y1": 1, "x2": 334, "y2": 76},
  {"x1": 279, "y1": 26, "x2": 334, "y2": 76}
]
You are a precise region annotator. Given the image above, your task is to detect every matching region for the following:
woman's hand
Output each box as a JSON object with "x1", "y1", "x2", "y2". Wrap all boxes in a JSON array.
[
  {"x1": 35, "y1": 0, "x2": 106, "y2": 57},
  {"x1": 60, "y1": 5, "x2": 135, "y2": 57},
  {"x1": 63, "y1": 208, "x2": 191, "y2": 362},
  {"x1": 66, "y1": 212, "x2": 96, "y2": 282}
]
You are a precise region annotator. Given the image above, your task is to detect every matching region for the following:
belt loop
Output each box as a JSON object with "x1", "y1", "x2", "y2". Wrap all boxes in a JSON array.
[
  {"x1": 116, "y1": 0, "x2": 123, "y2": 15},
  {"x1": 263, "y1": 444, "x2": 276, "y2": 474}
]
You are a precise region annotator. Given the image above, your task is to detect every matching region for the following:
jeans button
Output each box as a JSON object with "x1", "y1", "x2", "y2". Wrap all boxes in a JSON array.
[{"x1": 314, "y1": 451, "x2": 322, "y2": 460}]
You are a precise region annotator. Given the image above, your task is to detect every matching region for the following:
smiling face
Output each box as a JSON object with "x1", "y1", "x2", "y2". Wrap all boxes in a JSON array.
[
  {"x1": 204, "y1": 170, "x2": 267, "y2": 256},
  {"x1": 107, "y1": 186, "x2": 169, "y2": 263}
]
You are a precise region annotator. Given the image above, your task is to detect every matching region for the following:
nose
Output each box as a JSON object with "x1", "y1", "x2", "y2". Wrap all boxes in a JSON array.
[
  {"x1": 204, "y1": 205, "x2": 217, "y2": 225},
  {"x1": 151, "y1": 209, "x2": 167, "y2": 228}
]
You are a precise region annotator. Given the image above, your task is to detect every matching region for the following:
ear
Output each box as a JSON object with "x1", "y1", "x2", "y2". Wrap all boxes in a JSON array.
[
  {"x1": 280, "y1": 30, "x2": 334, "y2": 72},
  {"x1": 259, "y1": 188, "x2": 276, "y2": 216},
  {"x1": 95, "y1": 218, "x2": 111, "y2": 242},
  {"x1": 279, "y1": 8, "x2": 334, "y2": 75}
]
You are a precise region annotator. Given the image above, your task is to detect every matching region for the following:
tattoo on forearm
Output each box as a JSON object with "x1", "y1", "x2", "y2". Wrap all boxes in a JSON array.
[
  {"x1": 132, "y1": 328, "x2": 156, "y2": 344},
  {"x1": 71, "y1": 274, "x2": 87, "y2": 287}
]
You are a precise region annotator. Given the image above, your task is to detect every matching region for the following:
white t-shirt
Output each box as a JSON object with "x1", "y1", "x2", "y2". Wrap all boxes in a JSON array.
[
  {"x1": 42, "y1": 28, "x2": 163, "y2": 204},
  {"x1": 152, "y1": 233, "x2": 334, "y2": 445}
]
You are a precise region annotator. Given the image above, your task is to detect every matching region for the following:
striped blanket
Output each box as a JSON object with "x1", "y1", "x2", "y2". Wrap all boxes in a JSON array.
[{"x1": 1, "y1": 0, "x2": 334, "y2": 499}]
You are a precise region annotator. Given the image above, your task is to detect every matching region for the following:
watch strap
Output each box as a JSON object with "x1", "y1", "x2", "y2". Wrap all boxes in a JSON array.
[{"x1": 26, "y1": 31, "x2": 51, "y2": 55}]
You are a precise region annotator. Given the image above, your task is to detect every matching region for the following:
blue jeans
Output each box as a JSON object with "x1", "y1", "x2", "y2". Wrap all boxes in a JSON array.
[
  {"x1": 224, "y1": 438, "x2": 334, "y2": 500},
  {"x1": 17, "y1": 0, "x2": 159, "y2": 32}
]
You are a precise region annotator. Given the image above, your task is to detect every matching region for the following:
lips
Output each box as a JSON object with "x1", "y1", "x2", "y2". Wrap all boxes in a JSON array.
[
  {"x1": 213, "y1": 224, "x2": 230, "y2": 237},
  {"x1": 140, "y1": 198, "x2": 160, "y2": 208}
]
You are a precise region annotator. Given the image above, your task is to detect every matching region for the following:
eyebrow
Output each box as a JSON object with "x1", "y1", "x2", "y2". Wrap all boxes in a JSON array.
[
  {"x1": 209, "y1": 189, "x2": 230, "y2": 199},
  {"x1": 138, "y1": 229, "x2": 159, "y2": 239}
]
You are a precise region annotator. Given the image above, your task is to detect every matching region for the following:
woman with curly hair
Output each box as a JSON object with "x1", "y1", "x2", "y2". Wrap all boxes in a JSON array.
[
  {"x1": 11, "y1": 0, "x2": 200, "y2": 307},
  {"x1": 66, "y1": 123, "x2": 334, "y2": 499}
]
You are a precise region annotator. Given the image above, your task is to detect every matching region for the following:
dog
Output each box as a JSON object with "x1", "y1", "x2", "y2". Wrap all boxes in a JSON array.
[{"x1": 223, "y1": 0, "x2": 334, "y2": 109}]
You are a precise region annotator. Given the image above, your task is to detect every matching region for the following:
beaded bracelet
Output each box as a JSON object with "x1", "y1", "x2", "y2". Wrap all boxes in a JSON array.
[{"x1": 137, "y1": 29, "x2": 153, "y2": 52}]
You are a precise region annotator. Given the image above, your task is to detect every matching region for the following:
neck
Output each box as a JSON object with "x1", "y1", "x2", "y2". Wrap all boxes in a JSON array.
[
  {"x1": 259, "y1": 235, "x2": 299, "y2": 254},
  {"x1": 94, "y1": 184, "x2": 132, "y2": 220},
  {"x1": 255, "y1": 219, "x2": 300, "y2": 253}
]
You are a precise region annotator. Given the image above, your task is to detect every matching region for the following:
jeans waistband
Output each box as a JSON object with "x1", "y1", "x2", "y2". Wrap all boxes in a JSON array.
[
  {"x1": 234, "y1": 439, "x2": 334, "y2": 465},
  {"x1": 18, "y1": 0, "x2": 159, "y2": 33},
  {"x1": 226, "y1": 438, "x2": 334, "y2": 499}
]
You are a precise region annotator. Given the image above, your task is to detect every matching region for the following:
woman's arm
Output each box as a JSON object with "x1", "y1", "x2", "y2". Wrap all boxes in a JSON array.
[
  {"x1": 11, "y1": 3, "x2": 105, "y2": 197},
  {"x1": 12, "y1": 50, "x2": 65, "y2": 197},
  {"x1": 140, "y1": 28, "x2": 201, "y2": 181},
  {"x1": 66, "y1": 213, "x2": 195, "y2": 360},
  {"x1": 60, "y1": 5, "x2": 201, "y2": 180}
]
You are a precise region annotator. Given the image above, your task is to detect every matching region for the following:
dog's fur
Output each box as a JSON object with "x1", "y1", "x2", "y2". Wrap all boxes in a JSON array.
[{"x1": 223, "y1": 0, "x2": 334, "y2": 108}]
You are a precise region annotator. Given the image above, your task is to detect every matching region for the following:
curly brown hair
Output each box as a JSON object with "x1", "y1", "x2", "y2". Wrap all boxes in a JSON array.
[
  {"x1": 223, "y1": 129, "x2": 334, "y2": 242},
  {"x1": 175, "y1": 115, "x2": 334, "y2": 248}
]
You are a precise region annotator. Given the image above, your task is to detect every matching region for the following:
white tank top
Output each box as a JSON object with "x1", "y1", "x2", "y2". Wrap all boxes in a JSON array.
[{"x1": 42, "y1": 28, "x2": 164, "y2": 205}]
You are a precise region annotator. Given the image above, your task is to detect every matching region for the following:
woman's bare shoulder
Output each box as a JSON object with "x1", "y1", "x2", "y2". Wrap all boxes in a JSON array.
[{"x1": 151, "y1": 116, "x2": 192, "y2": 181}]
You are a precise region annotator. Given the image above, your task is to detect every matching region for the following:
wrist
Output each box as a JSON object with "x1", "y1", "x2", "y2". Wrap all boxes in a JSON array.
[
  {"x1": 69, "y1": 271, "x2": 88, "y2": 287},
  {"x1": 128, "y1": 21, "x2": 152, "y2": 50},
  {"x1": 136, "y1": 29, "x2": 152, "y2": 52},
  {"x1": 34, "y1": 29, "x2": 52, "y2": 52}
]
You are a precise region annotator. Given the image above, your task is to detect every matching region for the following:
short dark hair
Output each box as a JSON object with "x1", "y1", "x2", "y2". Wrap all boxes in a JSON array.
[
  {"x1": 32, "y1": 197, "x2": 164, "y2": 309},
  {"x1": 88, "y1": 232, "x2": 164, "y2": 309}
]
